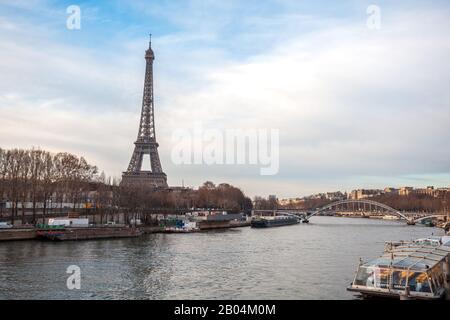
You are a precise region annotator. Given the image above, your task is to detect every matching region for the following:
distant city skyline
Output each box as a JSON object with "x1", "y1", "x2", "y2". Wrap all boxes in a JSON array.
[
  {"x1": 279, "y1": 185, "x2": 450, "y2": 201},
  {"x1": 1, "y1": 0, "x2": 449, "y2": 198}
]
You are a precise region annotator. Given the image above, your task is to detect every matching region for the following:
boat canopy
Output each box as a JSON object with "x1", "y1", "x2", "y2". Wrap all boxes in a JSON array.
[{"x1": 366, "y1": 244, "x2": 450, "y2": 270}]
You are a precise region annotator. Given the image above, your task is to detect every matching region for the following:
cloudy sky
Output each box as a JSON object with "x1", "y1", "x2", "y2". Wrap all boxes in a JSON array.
[{"x1": 1, "y1": 0, "x2": 449, "y2": 198}]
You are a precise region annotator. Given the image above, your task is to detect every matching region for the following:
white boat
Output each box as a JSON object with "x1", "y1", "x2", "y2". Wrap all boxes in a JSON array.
[
  {"x1": 348, "y1": 236, "x2": 450, "y2": 299},
  {"x1": 382, "y1": 215, "x2": 400, "y2": 220}
]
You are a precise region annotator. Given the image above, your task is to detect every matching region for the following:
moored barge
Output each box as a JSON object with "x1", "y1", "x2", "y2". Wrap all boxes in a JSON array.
[
  {"x1": 348, "y1": 236, "x2": 450, "y2": 300},
  {"x1": 251, "y1": 215, "x2": 300, "y2": 228},
  {"x1": 188, "y1": 211, "x2": 246, "y2": 230}
]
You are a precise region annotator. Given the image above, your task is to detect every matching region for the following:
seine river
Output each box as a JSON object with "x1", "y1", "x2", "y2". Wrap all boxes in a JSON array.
[{"x1": 0, "y1": 217, "x2": 444, "y2": 300}]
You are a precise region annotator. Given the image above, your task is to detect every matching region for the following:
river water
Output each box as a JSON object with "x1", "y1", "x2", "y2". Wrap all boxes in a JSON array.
[{"x1": 0, "y1": 217, "x2": 444, "y2": 300}]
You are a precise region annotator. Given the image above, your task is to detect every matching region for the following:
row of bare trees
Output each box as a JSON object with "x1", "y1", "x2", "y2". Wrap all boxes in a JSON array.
[
  {"x1": 253, "y1": 196, "x2": 278, "y2": 210},
  {"x1": 0, "y1": 148, "x2": 97, "y2": 224},
  {"x1": 116, "y1": 181, "x2": 253, "y2": 225},
  {"x1": 0, "y1": 148, "x2": 254, "y2": 226},
  {"x1": 372, "y1": 193, "x2": 448, "y2": 213},
  {"x1": 195, "y1": 181, "x2": 253, "y2": 211}
]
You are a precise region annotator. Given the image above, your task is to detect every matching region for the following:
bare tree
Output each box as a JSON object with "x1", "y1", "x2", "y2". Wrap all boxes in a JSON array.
[{"x1": 0, "y1": 148, "x2": 6, "y2": 215}]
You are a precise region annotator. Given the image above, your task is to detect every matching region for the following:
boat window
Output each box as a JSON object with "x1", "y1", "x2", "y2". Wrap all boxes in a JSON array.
[
  {"x1": 392, "y1": 258, "x2": 416, "y2": 269},
  {"x1": 408, "y1": 272, "x2": 431, "y2": 293},
  {"x1": 430, "y1": 263, "x2": 444, "y2": 289},
  {"x1": 364, "y1": 258, "x2": 391, "y2": 268},
  {"x1": 429, "y1": 277, "x2": 436, "y2": 295},
  {"x1": 354, "y1": 267, "x2": 389, "y2": 289},
  {"x1": 413, "y1": 239, "x2": 441, "y2": 246},
  {"x1": 354, "y1": 267, "x2": 373, "y2": 287},
  {"x1": 375, "y1": 268, "x2": 390, "y2": 289},
  {"x1": 402, "y1": 258, "x2": 434, "y2": 271},
  {"x1": 392, "y1": 270, "x2": 411, "y2": 290}
]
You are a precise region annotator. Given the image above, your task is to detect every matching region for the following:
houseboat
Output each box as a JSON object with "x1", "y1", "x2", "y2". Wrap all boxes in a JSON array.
[
  {"x1": 251, "y1": 215, "x2": 300, "y2": 228},
  {"x1": 189, "y1": 211, "x2": 245, "y2": 230},
  {"x1": 159, "y1": 211, "x2": 246, "y2": 231},
  {"x1": 163, "y1": 218, "x2": 200, "y2": 233},
  {"x1": 348, "y1": 236, "x2": 450, "y2": 300}
]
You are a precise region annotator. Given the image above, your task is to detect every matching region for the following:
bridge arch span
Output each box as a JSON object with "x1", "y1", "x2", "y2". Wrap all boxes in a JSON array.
[
  {"x1": 307, "y1": 199, "x2": 410, "y2": 221},
  {"x1": 413, "y1": 215, "x2": 445, "y2": 223}
]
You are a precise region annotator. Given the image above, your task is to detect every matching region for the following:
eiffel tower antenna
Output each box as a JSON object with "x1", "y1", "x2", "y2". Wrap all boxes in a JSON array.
[{"x1": 121, "y1": 36, "x2": 168, "y2": 189}]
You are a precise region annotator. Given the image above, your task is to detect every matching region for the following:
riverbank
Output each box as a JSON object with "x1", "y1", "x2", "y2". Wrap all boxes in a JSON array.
[
  {"x1": 0, "y1": 220, "x2": 251, "y2": 242},
  {"x1": 0, "y1": 228, "x2": 36, "y2": 241}
]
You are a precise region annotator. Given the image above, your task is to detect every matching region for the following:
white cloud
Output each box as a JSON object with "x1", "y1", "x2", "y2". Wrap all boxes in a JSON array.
[
  {"x1": 157, "y1": 8, "x2": 450, "y2": 196},
  {"x1": 1, "y1": 3, "x2": 449, "y2": 197}
]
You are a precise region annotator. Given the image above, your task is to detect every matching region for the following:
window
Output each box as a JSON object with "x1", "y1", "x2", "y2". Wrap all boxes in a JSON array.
[
  {"x1": 375, "y1": 268, "x2": 390, "y2": 289},
  {"x1": 392, "y1": 270, "x2": 411, "y2": 290},
  {"x1": 408, "y1": 272, "x2": 431, "y2": 293},
  {"x1": 354, "y1": 267, "x2": 389, "y2": 289},
  {"x1": 354, "y1": 267, "x2": 373, "y2": 287}
]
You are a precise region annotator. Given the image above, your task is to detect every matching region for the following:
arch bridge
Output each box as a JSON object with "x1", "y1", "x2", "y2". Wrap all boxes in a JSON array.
[
  {"x1": 307, "y1": 199, "x2": 449, "y2": 225},
  {"x1": 255, "y1": 199, "x2": 446, "y2": 225},
  {"x1": 305, "y1": 199, "x2": 410, "y2": 222}
]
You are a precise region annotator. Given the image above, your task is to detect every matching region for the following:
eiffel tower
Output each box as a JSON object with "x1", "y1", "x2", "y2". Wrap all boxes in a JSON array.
[{"x1": 122, "y1": 36, "x2": 168, "y2": 188}]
